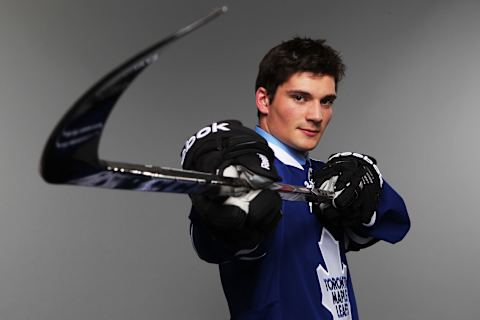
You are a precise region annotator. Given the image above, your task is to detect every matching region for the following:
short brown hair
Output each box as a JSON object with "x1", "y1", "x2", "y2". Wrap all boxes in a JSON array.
[{"x1": 255, "y1": 37, "x2": 346, "y2": 103}]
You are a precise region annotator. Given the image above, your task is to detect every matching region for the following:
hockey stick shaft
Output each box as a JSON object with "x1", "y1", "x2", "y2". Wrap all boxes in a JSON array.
[{"x1": 68, "y1": 160, "x2": 334, "y2": 203}]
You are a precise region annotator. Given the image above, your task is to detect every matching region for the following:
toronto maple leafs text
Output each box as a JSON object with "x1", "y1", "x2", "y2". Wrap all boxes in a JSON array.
[{"x1": 323, "y1": 276, "x2": 350, "y2": 318}]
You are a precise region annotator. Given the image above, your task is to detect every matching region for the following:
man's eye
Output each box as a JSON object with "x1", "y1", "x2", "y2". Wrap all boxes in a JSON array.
[
  {"x1": 321, "y1": 98, "x2": 335, "y2": 106},
  {"x1": 293, "y1": 94, "x2": 305, "y2": 101}
]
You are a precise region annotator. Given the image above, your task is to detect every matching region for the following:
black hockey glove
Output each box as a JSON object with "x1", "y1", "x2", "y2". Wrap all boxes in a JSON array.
[
  {"x1": 181, "y1": 120, "x2": 282, "y2": 249},
  {"x1": 313, "y1": 152, "x2": 383, "y2": 228}
]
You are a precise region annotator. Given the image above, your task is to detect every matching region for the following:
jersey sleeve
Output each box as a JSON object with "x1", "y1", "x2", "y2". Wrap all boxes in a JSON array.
[
  {"x1": 189, "y1": 207, "x2": 268, "y2": 264},
  {"x1": 344, "y1": 180, "x2": 410, "y2": 252}
]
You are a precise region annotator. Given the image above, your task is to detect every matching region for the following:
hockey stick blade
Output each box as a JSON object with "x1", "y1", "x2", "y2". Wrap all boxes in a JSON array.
[
  {"x1": 40, "y1": 6, "x2": 227, "y2": 184},
  {"x1": 39, "y1": 6, "x2": 334, "y2": 204}
]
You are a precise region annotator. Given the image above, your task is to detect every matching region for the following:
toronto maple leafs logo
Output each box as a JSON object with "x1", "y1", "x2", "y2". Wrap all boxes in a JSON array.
[
  {"x1": 304, "y1": 167, "x2": 315, "y2": 190},
  {"x1": 304, "y1": 167, "x2": 315, "y2": 213},
  {"x1": 317, "y1": 228, "x2": 352, "y2": 320},
  {"x1": 256, "y1": 153, "x2": 270, "y2": 170}
]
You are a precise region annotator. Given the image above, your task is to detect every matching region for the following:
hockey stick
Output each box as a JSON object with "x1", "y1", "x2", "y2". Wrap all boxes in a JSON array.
[{"x1": 39, "y1": 6, "x2": 334, "y2": 204}]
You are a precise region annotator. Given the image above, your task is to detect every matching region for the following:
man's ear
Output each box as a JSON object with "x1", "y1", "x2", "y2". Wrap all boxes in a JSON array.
[{"x1": 256, "y1": 87, "x2": 270, "y2": 115}]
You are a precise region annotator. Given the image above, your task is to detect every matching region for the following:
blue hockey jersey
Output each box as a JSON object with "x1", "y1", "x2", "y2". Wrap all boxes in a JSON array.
[{"x1": 189, "y1": 127, "x2": 410, "y2": 320}]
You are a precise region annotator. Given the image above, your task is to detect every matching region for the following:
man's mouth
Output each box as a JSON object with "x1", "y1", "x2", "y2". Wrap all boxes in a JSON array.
[{"x1": 298, "y1": 128, "x2": 320, "y2": 137}]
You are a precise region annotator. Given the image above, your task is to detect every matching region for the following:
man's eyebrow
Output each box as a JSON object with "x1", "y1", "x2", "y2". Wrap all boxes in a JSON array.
[
  {"x1": 320, "y1": 94, "x2": 337, "y2": 102},
  {"x1": 286, "y1": 90, "x2": 313, "y2": 98}
]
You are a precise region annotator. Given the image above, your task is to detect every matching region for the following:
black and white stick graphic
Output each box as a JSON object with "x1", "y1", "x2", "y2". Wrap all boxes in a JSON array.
[{"x1": 39, "y1": 6, "x2": 334, "y2": 204}]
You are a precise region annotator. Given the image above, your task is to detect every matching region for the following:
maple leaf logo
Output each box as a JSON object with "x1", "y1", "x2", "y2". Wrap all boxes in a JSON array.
[{"x1": 316, "y1": 228, "x2": 352, "y2": 320}]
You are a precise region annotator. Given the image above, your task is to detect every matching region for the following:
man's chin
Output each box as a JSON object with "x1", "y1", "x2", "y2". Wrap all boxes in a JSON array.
[
  {"x1": 293, "y1": 141, "x2": 320, "y2": 153},
  {"x1": 282, "y1": 134, "x2": 321, "y2": 152}
]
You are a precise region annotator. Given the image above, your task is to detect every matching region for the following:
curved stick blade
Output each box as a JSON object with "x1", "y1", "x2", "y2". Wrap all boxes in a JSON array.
[{"x1": 40, "y1": 7, "x2": 227, "y2": 185}]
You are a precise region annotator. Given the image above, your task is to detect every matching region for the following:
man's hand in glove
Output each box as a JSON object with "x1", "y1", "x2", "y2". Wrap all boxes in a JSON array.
[
  {"x1": 181, "y1": 120, "x2": 282, "y2": 250},
  {"x1": 313, "y1": 152, "x2": 383, "y2": 228}
]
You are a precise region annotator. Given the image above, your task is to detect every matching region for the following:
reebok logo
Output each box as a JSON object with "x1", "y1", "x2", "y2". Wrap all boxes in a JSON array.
[{"x1": 180, "y1": 122, "x2": 230, "y2": 165}]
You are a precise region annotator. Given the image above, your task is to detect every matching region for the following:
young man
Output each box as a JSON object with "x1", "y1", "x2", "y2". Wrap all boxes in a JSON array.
[{"x1": 181, "y1": 38, "x2": 410, "y2": 319}]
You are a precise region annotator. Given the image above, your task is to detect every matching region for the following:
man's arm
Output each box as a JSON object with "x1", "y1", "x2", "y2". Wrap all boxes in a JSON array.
[
  {"x1": 313, "y1": 152, "x2": 410, "y2": 252},
  {"x1": 343, "y1": 180, "x2": 410, "y2": 252},
  {"x1": 189, "y1": 207, "x2": 271, "y2": 263}
]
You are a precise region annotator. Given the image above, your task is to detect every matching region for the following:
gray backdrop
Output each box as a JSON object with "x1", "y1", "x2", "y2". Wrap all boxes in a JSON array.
[{"x1": 0, "y1": 0, "x2": 478, "y2": 319}]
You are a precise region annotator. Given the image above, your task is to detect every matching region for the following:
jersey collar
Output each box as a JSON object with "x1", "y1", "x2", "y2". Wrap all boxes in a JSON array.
[{"x1": 255, "y1": 126, "x2": 307, "y2": 170}]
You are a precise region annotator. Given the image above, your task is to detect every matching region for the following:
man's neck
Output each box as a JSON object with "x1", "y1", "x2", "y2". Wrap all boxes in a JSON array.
[{"x1": 255, "y1": 126, "x2": 308, "y2": 166}]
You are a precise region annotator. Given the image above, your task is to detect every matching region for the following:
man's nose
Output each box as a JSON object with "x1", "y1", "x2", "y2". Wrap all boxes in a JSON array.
[{"x1": 306, "y1": 102, "x2": 323, "y2": 123}]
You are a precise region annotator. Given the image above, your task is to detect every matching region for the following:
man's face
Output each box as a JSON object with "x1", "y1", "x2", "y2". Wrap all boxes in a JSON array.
[{"x1": 257, "y1": 72, "x2": 337, "y2": 152}]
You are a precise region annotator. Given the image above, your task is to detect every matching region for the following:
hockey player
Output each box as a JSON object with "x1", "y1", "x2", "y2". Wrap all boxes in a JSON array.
[{"x1": 181, "y1": 37, "x2": 410, "y2": 319}]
